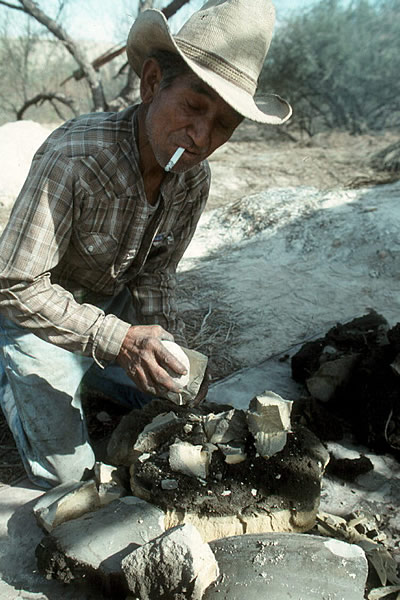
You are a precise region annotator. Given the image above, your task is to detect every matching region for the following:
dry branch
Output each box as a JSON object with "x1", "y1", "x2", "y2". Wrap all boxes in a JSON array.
[
  {"x1": 16, "y1": 92, "x2": 78, "y2": 120},
  {"x1": 61, "y1": 0, "x2": 192, "y2": 85}
]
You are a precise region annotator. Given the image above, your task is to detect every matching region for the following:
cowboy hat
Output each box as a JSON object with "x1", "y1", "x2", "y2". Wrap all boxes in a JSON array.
[{"x1": 127, "y1": 0, "x2": 292, "y2": 125}]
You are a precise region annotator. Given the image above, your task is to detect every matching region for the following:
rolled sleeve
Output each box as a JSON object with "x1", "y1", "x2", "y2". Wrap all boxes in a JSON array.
[{"x1": 92, "y1": 313, "x2": 131, "y2": 365}]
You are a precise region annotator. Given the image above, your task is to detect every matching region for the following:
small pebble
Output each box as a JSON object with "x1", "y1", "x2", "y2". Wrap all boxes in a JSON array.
[
  {"x1": 161, "y1": 479, "x2": 178, "y2": 490},
  {"x1": 96, "y1": 411, "x2": 112, "y2": 423}
]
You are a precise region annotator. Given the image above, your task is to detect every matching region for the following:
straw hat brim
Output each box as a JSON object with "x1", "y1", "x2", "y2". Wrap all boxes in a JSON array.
[{"x1": 127, "y1": 9, "x2": 292, "y2": 125}]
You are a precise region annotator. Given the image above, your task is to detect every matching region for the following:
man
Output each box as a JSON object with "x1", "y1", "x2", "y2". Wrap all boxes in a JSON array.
[{"x1": 0, "y1": 0, "x2": 291, "y2": 488}]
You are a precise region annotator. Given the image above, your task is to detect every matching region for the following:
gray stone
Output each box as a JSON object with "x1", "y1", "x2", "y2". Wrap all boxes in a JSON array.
[
  {"x1": 107, "y1": 409, "x2": 183, "y2": 466},
  {"x1": 306, "y1": 354, "x2": 358, "y2": 402},
  {"x1": 94, "y1": 461, "x2": 128, "y2": 506},
  {"x1": 121, "y1": 523, "x2": 219, "y2": 600},
  {"x1": 161, "y1": 479, "x2": 179, "y2": 490},
  {"x1": 135, "y1": 412, "x2": 181, "y2": 454},
  {"x1": 204, "y1": 533, "x2": 368, "y2": 599},
  {"x1": 217, "y1": 442, "x2": 247, "y2": 464},
  {"x1": 391, "y1": 352, "x2": 400, "y2": 376},
  {"x1": 98, "y1": 481, "x2": 127, "y2": 506},
  {"x1": 35, "y1": 496, "x2": 165, "y2": 597},
  {"x1": 203, "y1": 409, "x2": 247, "y2": 444},
  {"x1": 33, "y1": 479, "x2": 100, "y2": 532}
]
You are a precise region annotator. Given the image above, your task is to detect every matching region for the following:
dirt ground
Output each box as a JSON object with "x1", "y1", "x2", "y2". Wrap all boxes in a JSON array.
[{"x1": 0, "y1": 118, "x2": 399, "y2": 490}]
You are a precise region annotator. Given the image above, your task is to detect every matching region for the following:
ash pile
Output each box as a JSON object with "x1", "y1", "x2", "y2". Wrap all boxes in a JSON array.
[{"x1": 291, "y1": 310, "x2": 400, "y2": 456}]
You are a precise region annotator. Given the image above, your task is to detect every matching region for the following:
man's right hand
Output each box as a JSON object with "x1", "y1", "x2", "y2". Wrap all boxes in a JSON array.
[{"x1": 116, "y1": 325, "x2": 187, "y2": 396}]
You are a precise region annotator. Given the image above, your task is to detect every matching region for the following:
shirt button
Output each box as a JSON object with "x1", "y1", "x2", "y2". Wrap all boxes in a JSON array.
[{"x1": 87, "y1": 245, "x2": 94, "y2": 253}]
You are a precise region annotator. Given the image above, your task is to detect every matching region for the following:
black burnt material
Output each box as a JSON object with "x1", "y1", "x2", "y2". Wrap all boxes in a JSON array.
[{"x1": 291, "y1": 311, "x2": 400, "y2": 455}]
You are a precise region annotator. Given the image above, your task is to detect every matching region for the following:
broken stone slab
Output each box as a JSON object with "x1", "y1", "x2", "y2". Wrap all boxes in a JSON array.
[
  {"x1": 94, "y1": 461, "x2": 129, "y2": 506},
  {"x1": 203, "y1": 409, "x2": 247, "y2": 445},
  {"x1": 122, "y1": 523, "x2": 219, "y2": 600},
  {"x1": 107, "y1": 410, "x2": 183, "y2": 466},
  {"x1": 246, "y1": 391, "x2": 293, "y2": 458},
  {"x1": 98, "y1": 481, "x2": 127, "y2": 506},
  {"x1": 134, "y1": 412, "x2": 181, "y2": 455},
  {"x1": 33, "y1": 480, "x2": 100, "y2": 533},
  {"x1": 204, "y1": 533, "x2": 368, "y2": 599},
  {"x1": 94, "y1": 461, "x2": 120, "y2": 484},
  {"x1": 35, "y1": 496, "x2": 165, "y2": 598},
  {"x1": 316, "y1": 511, "x2": 400, "y2": 588},
  {"x1": 306, "y1": 354, "x2": 359, "y2": 403},
  {"x1": 169, "y1": 439, "x2": 213, "y2": 479},
  {"x1": 217, "y1": 441, "x2": 247, "y2": 464}
]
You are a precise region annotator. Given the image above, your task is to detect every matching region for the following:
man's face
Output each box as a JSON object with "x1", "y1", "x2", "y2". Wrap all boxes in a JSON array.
[{"x1": 143, "y1": 69, "x2": 243, "y2": 173}]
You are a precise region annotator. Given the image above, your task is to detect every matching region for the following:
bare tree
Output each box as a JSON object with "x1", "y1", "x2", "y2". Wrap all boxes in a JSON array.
[
  {"x1": 0, "y1": 0, "x2": 106, "y2": 110},
  {"x1": 16, "y1": 92, "x2": 78, "y2": 120},
  {"x1": 0, "y1": 0, "x2": 193, "y2": 119}
]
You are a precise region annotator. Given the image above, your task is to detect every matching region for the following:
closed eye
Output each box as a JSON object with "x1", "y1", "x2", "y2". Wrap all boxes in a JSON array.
[{"x1": 185, "y1": 100, "x2": 202, "y2": 112}]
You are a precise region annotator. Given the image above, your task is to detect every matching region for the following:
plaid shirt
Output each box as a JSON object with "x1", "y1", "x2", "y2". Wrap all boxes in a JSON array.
[{"x1": 0, "y1": 105, "x2": 210, "y2": 365}]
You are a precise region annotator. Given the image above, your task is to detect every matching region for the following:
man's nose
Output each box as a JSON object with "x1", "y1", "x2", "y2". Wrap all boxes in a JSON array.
[{"x1": 188, "y1": 116, "x2": 212, "y2": 152}]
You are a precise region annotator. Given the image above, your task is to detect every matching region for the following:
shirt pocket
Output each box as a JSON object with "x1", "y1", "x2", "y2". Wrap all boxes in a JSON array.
[{"x1": 73, "y1": 231, "x2": 118, "y2": 270}]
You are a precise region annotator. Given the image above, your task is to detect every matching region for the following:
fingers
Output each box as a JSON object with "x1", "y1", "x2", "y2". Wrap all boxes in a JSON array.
[
  {"x1": 117, "y1": 325, "x2": 190, "y2": 396},
  {"x1": 156, "y1": 343, "x2": 188, "y2": 377}
]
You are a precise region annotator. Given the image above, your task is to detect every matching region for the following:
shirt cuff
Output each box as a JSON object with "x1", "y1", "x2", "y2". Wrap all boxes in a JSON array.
[{"x1": 92, "y1": 313, "x2": 131, "y2": 367}]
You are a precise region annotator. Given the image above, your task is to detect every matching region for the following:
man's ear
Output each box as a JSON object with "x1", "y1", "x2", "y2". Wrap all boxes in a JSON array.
[{"x1": 140, "y1": 58, "x2": 162, "y2": 103}]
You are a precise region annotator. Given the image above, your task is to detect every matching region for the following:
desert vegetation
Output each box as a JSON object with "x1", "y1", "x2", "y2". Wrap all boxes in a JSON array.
[{"x1": 1, "y1": 0, "x2": 398, "y2": 169}]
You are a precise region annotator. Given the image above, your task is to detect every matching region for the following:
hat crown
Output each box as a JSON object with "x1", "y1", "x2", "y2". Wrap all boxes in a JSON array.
[
  {"x1": 176, "y1": 0, "x2": 275, "y2": 92},
  {"x1": 126, "y1": 0, "x2": 292, "y2": 124}
]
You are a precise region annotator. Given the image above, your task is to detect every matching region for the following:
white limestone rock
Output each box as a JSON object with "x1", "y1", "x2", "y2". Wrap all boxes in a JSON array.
[
  {"x1": 160, "y1": 343, "x2": 209, "y2": 406},
  {"x1": 169, "y1": 439, "x2": 212, "y2": 479},
  {"x1": 36, "y1": 496, "x2": 166, "y2": 595},
  {"x1": 246, "y1": 391, "x2": 293, "y2": 459},
  {"x1": 33, "y1": 480, "x2": 100, "y2": 533},
  {"x1": 121, "y1": 523, "x2": 219, "y2": 600}
]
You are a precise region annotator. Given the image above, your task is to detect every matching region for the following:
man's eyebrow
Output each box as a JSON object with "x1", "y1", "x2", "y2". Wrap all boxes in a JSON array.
[{"x1": 188, "y1": 80, "x2": 217, "y2": 100}]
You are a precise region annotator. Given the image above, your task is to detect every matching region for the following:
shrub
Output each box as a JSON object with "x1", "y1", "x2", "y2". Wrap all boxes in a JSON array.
[{"x1": 261, "y1": 0, "x2": 400, "y2": 135}]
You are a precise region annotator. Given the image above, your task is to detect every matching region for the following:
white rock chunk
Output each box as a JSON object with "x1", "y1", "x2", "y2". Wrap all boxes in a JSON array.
[
  {"x1": 33, "y1": 480, "x2": 100, "y2": 532},
  {"x1": 169, "y1": 439, "x2": 211, "y2": 479},
  {"x1": 159, "y1": 343, "x2": 209, "y2": 406},
  {"x1": 94, "y1": 461, "x2": 118, "y2": 484},
  {"x1": 203, "y1": 409, "x2": 247, "y2": 444},
  {"x1": 246, "y1": 391, "x2": 293, "y2": 459},
  {"x1": 121, "y1": 523, "x2": 219, "y2": 600}
]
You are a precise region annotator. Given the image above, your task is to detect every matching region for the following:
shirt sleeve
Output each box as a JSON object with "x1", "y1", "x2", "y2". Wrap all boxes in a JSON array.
[
  {"x1": 128, "y1": 171, "x2": 210, "y2": 346},
  {"x1": 0, "y1": 151, "x2": 130, "y2": 365}
]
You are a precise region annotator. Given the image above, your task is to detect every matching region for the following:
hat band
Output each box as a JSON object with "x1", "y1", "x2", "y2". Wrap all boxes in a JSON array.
[{"x1": 175, "y1": 38, "x2": 257, "y2": 96}]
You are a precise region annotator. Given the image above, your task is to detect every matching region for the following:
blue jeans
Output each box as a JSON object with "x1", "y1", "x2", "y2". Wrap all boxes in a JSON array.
[{"x1": 0, "y1": 289, "x2": 152, "y2": 488}]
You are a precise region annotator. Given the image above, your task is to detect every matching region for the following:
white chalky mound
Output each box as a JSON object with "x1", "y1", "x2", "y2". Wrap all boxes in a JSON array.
[{"x1": 0, "y1": 120, "x2": 54, "y2": 208}]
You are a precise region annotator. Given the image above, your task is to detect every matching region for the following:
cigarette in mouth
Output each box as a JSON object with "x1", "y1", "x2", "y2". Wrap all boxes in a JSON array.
[{"x1": 164, "y1": 146, "x2": 185, "y2": 172}]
